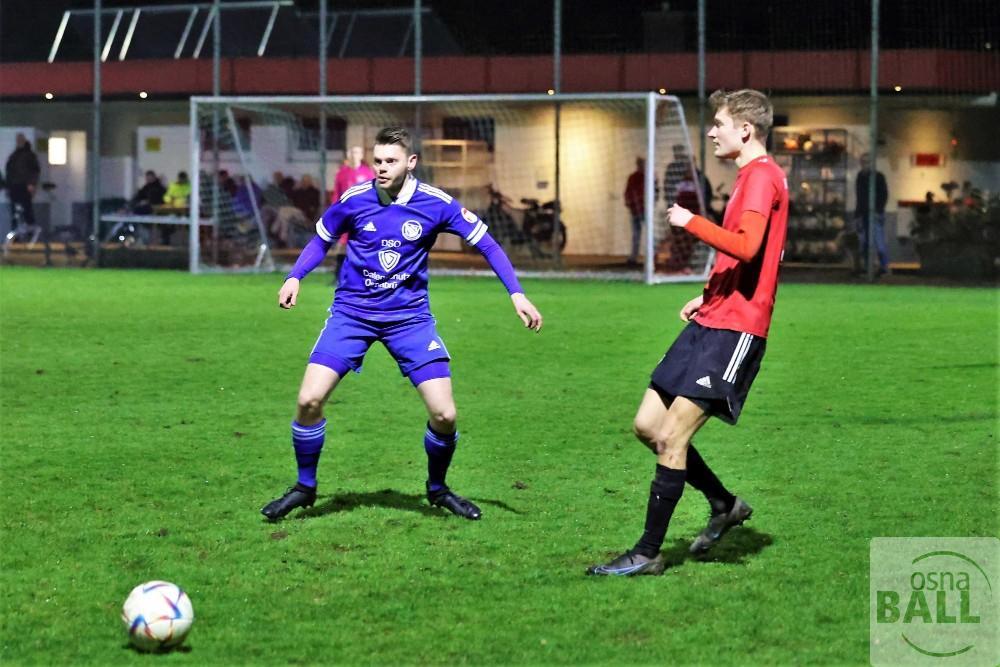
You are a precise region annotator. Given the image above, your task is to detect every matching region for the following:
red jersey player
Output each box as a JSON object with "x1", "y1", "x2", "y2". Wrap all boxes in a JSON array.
[{"x1": 588, "y1": 89, "x2": 789, "y2": 576}]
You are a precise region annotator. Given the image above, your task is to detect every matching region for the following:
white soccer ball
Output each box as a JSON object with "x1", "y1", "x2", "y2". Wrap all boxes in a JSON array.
[{"x1": 121, "y1": 581, "x2": 194, "y2": 652}]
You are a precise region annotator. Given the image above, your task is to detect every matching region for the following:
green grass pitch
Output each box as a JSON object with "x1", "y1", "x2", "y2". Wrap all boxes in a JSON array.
[{"x1": 1, "y1": 266, "x2": 996, "y2": 665}]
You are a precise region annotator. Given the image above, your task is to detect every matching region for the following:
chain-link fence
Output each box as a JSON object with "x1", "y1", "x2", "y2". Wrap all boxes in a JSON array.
[{"x1": 1, "y1": 0, "x2": 995, "y2": 278}]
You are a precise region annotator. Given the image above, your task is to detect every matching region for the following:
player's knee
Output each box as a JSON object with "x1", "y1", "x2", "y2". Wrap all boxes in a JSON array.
[
  {"x1": 296, "y1": 393, "x2": 325, "y2": 419},
  {"x1": 429, "y1": 406, "x2": 457, "y2": 431},
  {"x1": 655, "y1": 425, "x2": 689, "y2": 456},
  {"x1": 632, "y1": 416, "x2": 657, "y2": 445}
]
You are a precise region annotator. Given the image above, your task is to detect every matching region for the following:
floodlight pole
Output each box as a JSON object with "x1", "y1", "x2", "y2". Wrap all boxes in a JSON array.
[
  {"x1": 697, "y1": 0, "x2": 706, "y2": 184},
  {"x1": 413, "y1": 0, "x2": 423, "y2": 153},
  {"x1": 92, "y1": 0, "x2": 102, "y2": 266},
  {"x1": 414, "y1": 0, "x2": 422, "y2": 95},
  {"x1": 319, "y1": 0, "x2": 328, "y2": 209},
  {"x1": 867, "y1": 0, "x2": 880, "y2": 282},
  {"x1": 212, "y1": 0, "x2": 221, "y2": 92},
  {"x1": 211, "y1": 0, "x2": 220, "y2": 252},
  {"x1": 553, "y1": 0, "x2": 562, "y2": 264}
]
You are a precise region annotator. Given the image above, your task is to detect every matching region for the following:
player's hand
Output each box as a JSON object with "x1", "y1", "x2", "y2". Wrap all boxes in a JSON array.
[
  {"x1": 278, "y1": 278, "x2": 300, "y2": 309},
  {"x1": 680, "y1": 294, "x2": 703, "y2": 322},
  {"x1": 668, "y1": 203, "x2": 694, "y2": 228},
  {"x1": 511, "y1": 293, "x2": 543, "y2": 332}
]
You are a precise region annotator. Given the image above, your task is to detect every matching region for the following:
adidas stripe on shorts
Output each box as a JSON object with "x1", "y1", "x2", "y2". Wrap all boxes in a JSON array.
[
  {"x1": 649, "y1": 321, "x2": 766, "y2": 424},
  {"x1": 309, "y1": 309, "x2": 451, "y2": 381}
]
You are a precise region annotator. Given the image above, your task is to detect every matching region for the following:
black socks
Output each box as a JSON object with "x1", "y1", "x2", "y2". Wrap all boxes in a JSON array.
[
  {"x1": 686, "y1": 444, "x2": 736, "y2": 515},
  {"x1": 633, "y1": 464, "x2": 687, "y2": 558}
]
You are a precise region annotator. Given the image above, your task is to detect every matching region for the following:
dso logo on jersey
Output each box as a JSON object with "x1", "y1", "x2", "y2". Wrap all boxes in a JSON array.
[
  {"x1": 378, "y1": 249, "x2": 401, "y2": 272},
  {"x1": 401, "y1": 220, "x2": 423, "y2": 241}
]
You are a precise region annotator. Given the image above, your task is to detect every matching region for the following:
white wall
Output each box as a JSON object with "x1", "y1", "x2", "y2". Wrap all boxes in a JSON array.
[
  {"x1": 101, "y1": 156, "x2": 134, "y2": 201},
  {"x1": 140, "y1": 122, "x2": 348, "y2": 194},
  {"x1": 0, "y1": 126, "x2": 135, "y2": 228},
  {"x1": 136, "y1": 125, "x2": 190, "y2": 188},
  {"x1": 879, "y1": 108, "x2": 1000, "y2": 203},
  {"x1": 0, "y1": 128, "x2": 90, "y2": 228},
  {"x1": 44, "y1": 131, "x2": 88, "y2": 228},
  {"x1": 491, "y1": 105, "x2": 647, "y2": 256}
]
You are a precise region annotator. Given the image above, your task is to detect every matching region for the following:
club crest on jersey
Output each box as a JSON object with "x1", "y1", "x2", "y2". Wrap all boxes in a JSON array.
[
  {"x1": 461, "y1": 207, "x2": 478, "y2": 224},
  {"x1": 378, "y1": 249, "x2": 401, "y2": 272},
  {"x1": 401, "y1": 220, "x2": 423, "y2": 241}
]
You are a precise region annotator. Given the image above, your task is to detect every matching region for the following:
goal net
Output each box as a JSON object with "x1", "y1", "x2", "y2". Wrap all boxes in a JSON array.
[{"x1": 189, "y1": 94, "x2": 712, "y2": 283}]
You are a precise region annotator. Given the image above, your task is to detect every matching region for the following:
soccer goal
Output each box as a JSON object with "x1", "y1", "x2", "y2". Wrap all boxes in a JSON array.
[{"x1": 189, "y1": 93, "x2": 713, "y2": 283}]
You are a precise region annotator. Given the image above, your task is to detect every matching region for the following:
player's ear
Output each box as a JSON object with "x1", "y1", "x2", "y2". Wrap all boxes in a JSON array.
[{"x1": 407, "y1": 152, "x2": 419, "y2": 170}]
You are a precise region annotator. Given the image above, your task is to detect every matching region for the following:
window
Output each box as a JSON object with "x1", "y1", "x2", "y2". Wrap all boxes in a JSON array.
[
  {"x1": 442, "y1": 116, "x2": 495, "y2": 152},
  {"x1": 201, "y1": 116, "x2": 252, "y2": 152},
  {"x1": 299, "y1": 116, "x2": 347, "y2": 151}
]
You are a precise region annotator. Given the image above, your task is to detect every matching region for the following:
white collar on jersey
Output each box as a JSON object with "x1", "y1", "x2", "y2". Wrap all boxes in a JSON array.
[{"x1": 394, "y1": 174, "x2": 417, "y2": 205}]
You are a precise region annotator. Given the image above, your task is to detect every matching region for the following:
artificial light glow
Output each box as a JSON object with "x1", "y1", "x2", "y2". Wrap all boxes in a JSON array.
[
  {"x1": 139, "y1": 91, "x2": 148, "y2": 99},
  {"x1": 44, "y1": 92, "x2": 54, "y2": 100},
  {"x1": 48, "y1": 137, "x2": 67, "y2": 165}
]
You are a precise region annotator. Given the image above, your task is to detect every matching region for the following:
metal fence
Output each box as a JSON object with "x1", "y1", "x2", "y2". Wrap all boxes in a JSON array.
[{"x1": 3, "y1": 0, "x2": 996, "y2": 279}]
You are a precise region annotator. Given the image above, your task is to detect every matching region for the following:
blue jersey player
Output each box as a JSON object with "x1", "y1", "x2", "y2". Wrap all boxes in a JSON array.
[{"x1": 262, "y1": 127, "x2": 543, "y2": 522}]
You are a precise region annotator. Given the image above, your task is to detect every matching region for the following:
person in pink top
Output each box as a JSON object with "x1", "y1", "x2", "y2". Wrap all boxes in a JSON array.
[
  {"x1": 331, "y1": 146, "x2": 376, "y2": 264},
  {"x1": 332, "y1": 146, "x2": 376, "y2": 203}
]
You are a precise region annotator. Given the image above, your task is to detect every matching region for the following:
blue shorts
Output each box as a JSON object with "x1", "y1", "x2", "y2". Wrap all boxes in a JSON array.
[{"x1": 309, "y1": 309, "x2": 451, "y2": 385}]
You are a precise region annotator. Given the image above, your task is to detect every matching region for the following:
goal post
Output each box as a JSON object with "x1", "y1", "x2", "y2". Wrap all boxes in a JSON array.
[{"x1": 189, "y1": 93, "x2": 713, "y2": 283}]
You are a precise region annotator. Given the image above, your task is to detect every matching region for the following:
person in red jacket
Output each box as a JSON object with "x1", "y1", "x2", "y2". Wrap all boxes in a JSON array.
[{"x1": 588, "y1": 88, "x2": 789, "y2": 576}]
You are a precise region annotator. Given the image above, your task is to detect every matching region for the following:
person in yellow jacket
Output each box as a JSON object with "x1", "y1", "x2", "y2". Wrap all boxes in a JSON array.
[{"x1": 163, "y1": 171, "x2": 191, "y2": 208}]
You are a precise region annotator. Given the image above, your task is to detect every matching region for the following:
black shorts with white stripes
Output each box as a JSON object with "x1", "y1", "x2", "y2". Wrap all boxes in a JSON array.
[{"x1": 649, "y1": 321, "x2": 766, "y2": 425}]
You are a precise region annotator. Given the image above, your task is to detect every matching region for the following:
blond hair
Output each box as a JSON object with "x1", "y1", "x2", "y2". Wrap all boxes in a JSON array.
[{"x1": 709, "y1": 89, "x2": 773, "y2": 142}]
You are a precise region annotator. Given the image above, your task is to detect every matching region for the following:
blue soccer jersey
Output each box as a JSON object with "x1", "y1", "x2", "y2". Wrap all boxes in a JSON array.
[{"x1": 315, "y1": 175, "x2": 492, "y2": 321}]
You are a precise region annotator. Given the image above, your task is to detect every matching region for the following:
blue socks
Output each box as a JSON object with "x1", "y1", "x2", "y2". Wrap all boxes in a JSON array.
[
  {"x1": 424, "y1": 423, "x2": 458, "y2": 493},
  {"x1": 292, "y1": 419, "x2": 326, "y2": 489},
  {"x1": 292, "y1": 419, "x2": 455, "y2": 492}
]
